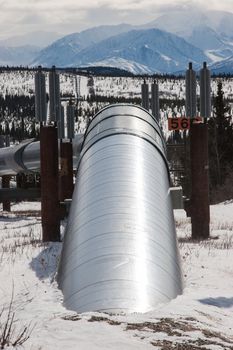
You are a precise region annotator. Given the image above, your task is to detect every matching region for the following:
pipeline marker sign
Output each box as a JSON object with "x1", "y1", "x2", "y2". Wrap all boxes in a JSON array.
[{"x1": 168, "y1": 117, "x2": 202, "y2": 131}]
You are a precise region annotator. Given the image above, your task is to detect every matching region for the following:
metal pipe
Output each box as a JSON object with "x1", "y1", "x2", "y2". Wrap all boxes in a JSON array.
[
  {"x1": 58, "y1": 104, "x2": 183, "y2": 314},
  {"x1": 0, "y1": 134, "x2": 84, "y2": 176}
]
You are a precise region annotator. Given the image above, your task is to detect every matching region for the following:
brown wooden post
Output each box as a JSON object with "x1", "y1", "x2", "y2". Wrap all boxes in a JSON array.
[
  {"x1": 59, "y1": 141, "x2": 74, "y2": 202},
  {"x1": 2, "y1": 175, "x2": 11, "y2": 211},
  {"x1": 40, "y1": 125, "x2": 60, "y2": 241},
  {"x1": 190, "y1": 122, "x2": 210, "y2": 239}
]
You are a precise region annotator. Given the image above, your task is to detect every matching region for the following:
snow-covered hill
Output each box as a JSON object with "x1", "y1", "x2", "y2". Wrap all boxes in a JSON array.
[
  {"x1": 32, "y1": 24, "x2": 133, "y2": 67},
  {"x1": 0, "y1": 31, "x2": 62, "y2": 67},
  {"x1": 34, "y1": 28, "x2": 208, "y2": 74},
  {"x1": 145, "y1": 9, "x2": 233, "y2": 62},
  {"x1": 31, "y1": 9, "x2": 233, "y2": 74},
  {"x1": 211, "y1": 55, "x2": 233, "y2": 74},
  {"x1": 0, "y1": 45, "x2": 40, "y2": 66}
]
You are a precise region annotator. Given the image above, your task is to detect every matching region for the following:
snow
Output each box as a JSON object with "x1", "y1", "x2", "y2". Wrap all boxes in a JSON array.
[
  {"x1": 0, "y1": 66, "x2": 233, "y2": 348},
  {"x1": 88, "y1": 57, "x2": 154, "y2": 74},
  {"x1": 0, "y1": 200, "x2": 233, "y2": 349},
  {"x1": 205, "y1": 50, "x2": 223, "y2": 63},
  {"x1": 160, "y1": 53, "x2": 172, "y2": 62}
]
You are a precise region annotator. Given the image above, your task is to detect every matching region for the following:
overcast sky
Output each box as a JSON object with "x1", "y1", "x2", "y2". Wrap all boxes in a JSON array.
[{"x1": 0, "y1": 0, "x2": 232, "y2": 40}]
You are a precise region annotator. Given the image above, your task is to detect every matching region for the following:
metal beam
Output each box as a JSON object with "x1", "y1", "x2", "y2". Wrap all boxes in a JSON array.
[{"x1": 0, "y1": 188, "x2": 40, "y2": 202}]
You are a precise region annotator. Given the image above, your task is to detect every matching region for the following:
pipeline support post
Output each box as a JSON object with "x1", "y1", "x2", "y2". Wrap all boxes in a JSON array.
[
  {"x1": 141, "y1": 81, "x2": 149, "y2": 111},
  {"x1": 59, "y1": 141, "x2": 74, "y2": 202},
  {"x1": 190, "y1": 122, "x2": 210, "y2": 239},
  {"x1": 2, "y1": 175, "x2": 11, "y2": 211},
  {"x1": 40, "y1": 126, "x2": 60, "y2": 242}
]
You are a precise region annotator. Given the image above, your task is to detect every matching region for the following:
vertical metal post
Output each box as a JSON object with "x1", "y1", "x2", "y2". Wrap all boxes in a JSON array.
[
  {"x1": 59, "y1": 100, "x2": 75, "y2": 201},
  {"x1": 59, "y1": 141, "x2": 74, "y2": 201},
  {"x1": 67, "y1": 103, "x2": 75, "y2": 140},
  {"x1": 186, "y1": 62, "x2": 210, "y2": 239},
  {"x1": 200, "y1": 62, "x2": 211, "y2": 120},
  {"x1": 184, "y1": 62, "x2": 197, "y2": 201},
  {"x1": 185, "y1": 62, "x2": 197, "y2": 118},
  {"x1": 190, "y1": 122, "x2": 210, "y2": 239},
  {"x1": 40, "y1": 125, "x2": 60, "y2": 242},
  {"x1": 58, "y1": 105, "x2": 65, "y2": 139},
  {"x1": 49, "y1": 66, "x2": 61, "y2": 122},
  {"x1": 1, "y1": 136, "x2": 10, "y2": 211},
  {"x1": 151, "y1": 81, "x2": 160, "y2": 122},
  {"x1": 141, "y1": 80, "x2": 149, "y2": 111},
  {"x1": 35, "y1": 66, "x2": 47, "y2": 123},
  {"x1": 2, "y1": 175, "x2": 11, "y2": 211}
]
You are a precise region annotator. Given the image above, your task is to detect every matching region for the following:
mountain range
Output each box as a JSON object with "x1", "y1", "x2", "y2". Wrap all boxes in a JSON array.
[{"x1": 1, "y1": 9, "x2": 233, "y2": 74}]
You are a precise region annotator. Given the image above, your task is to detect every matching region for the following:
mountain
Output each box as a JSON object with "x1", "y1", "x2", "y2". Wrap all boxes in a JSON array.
[
  {"x1": 33, "y1": 28, "x2": 208, "y2": 74},
  {"x1": 145, "y1": 9, "x2": 233, "y2": 40},
  {"x1": 0, "y1": 31, "x2": 62, "y2": 66},
  {"x1": 32, "y1": 24, "x2": 133, "y2": 67},
  {"x1": 211, "y1": 56, "x2": 233, "y2": 74},
  {"x1": 186, "y1": 26, "x2": 226, "y2": 51},
  {"x1": 1, "y1": 9, "x2": 233, "y2": 74},
  {"x1": 0, "y1": 45, "x2": 40, "y2": 66},
  {"x1": 65, "y1": 28, "x2": 208, "y2": 74},
  {"x1": 185, "y1": 25, "x2": 233, "y2": 62},
  {"x1": 0, "y1": 31, "x2": 62, "y2": 48},
  {"x1": 86, "y1": 57, "x2": 154, "y2": 74},
  {"x1": 145, "y1": 9, "x2": 233, "y2": 61}
]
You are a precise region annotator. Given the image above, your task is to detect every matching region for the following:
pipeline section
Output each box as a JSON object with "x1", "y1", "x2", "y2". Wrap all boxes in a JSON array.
[
  {"x1": 0, "y1": 134, "x2": 84, "y2": 176},
  {"x1": 58, "y1": 104, "x2": 183, "y2": 313}
]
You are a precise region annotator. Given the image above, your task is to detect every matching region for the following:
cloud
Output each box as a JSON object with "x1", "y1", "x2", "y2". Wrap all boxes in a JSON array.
[
  {"x1": 17, "y1": 13, "x2": 46, "y2": 25},
  {"x1": 0, "y1": 0, "x2": 232, "y2": 39}
]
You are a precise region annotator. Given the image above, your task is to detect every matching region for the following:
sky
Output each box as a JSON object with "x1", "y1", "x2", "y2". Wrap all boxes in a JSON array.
[{"x1": 0, "y1": 0, "x2": 233, "y2": 41}]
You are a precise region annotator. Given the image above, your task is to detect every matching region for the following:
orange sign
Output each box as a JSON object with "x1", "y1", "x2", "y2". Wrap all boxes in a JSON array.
[{"x1": 168, "y1": 117, "x2": 202, "y2": 131}]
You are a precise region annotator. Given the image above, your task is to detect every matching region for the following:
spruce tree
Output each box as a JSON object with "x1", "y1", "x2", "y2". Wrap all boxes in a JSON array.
[{"x1": 208, "y1": 81, "x2": 233, "y2": 190}]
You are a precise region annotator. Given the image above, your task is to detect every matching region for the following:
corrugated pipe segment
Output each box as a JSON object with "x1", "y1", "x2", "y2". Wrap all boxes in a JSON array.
[{"x1": 58, "y1": 103, "x2": 183, "y2": 313}]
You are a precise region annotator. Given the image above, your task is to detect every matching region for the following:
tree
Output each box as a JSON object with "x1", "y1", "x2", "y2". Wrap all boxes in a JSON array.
[{"x1": 208, "y1": 81, "x2": 233, "y2": 194}]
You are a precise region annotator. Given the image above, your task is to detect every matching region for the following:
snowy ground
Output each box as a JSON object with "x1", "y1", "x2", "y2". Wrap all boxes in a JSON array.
[
  {"x1": 0, "y1": 71, "x2": 233, "y2": 101},
  {"x1": 0, "y1": 201, "x2": 233, "y2": 349}
]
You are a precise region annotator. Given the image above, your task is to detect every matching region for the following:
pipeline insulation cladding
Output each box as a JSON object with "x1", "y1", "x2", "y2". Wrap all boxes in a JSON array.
[{"x1": 58, "y1": 104, "x2": 183, "y2": 313}]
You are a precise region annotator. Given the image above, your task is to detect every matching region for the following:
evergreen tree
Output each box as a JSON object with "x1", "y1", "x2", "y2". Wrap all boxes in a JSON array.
[
  {"x1": 208, "y1": 81, "x2": 233, "y2": 189},
  {"x1": 10, "y1": 121, "x2": 16, "y2": 143}
]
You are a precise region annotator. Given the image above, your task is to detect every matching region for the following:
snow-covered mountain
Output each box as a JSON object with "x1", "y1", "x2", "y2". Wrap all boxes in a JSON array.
[
  {"x1": 86, "y1": 57, "x2": 154, "y2": 75},
  {"x1": 0, "y1": 31, "x2": 62, "y2": 48},
  {"x1": 211, "y1": 55, "x2": 233, "y2": 74},
  {"x1": 33, "y1": 28, "x2": 208, "y2": 74},
  {"x1": 33, "y1": 24, "x2": 133, "y2": 67},
  {"x1": 146, "y1": 10, "x2": 233, "y2": 40},
  {"x1": 1, "y1": 9, "x2": 233, "y2": 74},
  {"x1": 0, "y1": 45, "x2": 40, "y2": 66},
  {"x1": 0, "y1": 31, "x2": 62, "y2": 67},
  {"x1": 145, "y1": 10, "x2": 233, "y2": 62}
]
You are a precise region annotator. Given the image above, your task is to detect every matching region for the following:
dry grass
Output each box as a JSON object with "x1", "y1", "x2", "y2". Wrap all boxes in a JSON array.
[{"x1": 0, "y1": 291, "x2": 34, "y2": 349}]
